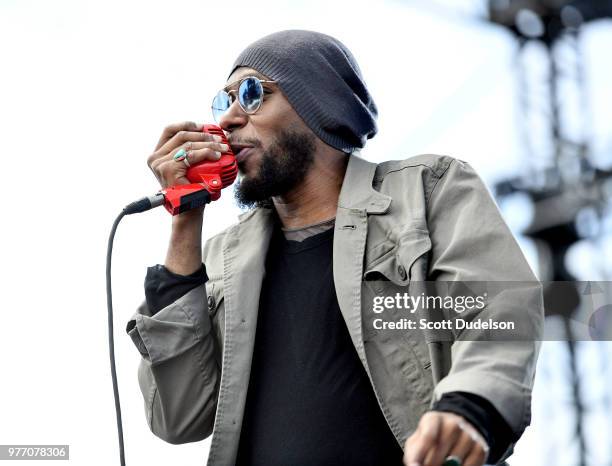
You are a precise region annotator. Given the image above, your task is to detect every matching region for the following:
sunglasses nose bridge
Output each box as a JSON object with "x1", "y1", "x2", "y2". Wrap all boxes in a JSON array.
[{"x1": 217, "y1": 97, "x2": 249, "y2": 130}]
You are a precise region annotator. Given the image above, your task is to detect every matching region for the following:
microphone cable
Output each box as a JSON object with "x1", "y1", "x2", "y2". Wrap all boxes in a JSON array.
[{"x1": 106, "y1": 194, "x2": 164, "y2": 466}]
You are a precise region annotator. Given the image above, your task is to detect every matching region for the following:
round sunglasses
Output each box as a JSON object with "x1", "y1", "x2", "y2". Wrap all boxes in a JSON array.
[{"x1": 211, "y1": 76, "x2": 276, "y2": 123}]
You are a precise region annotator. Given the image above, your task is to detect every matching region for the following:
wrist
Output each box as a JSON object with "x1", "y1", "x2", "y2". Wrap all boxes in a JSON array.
[{"x1": 171, "y1": 206, "x2": 204, "y2": 230}]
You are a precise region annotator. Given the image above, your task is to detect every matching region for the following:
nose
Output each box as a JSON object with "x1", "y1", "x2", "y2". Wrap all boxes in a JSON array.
[{"x1": 219, "y1": 100, "x2": 248, "y2": 133}]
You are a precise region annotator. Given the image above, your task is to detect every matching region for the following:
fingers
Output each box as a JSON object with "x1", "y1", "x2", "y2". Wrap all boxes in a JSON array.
[
  {"x1": 444, "y1": 426, "x2": 474, "y2": 462},
  {"x1": 154, "y1": 121, "x2": 202, "y2": 151},
  {"x1": 404, "y1": 412, "x2": 442, "y2": 466},
  {"x1": 180, "y1": 141, "x2": 230, "y2": 155},
  {"x1": 147, "y1": 121, "x2": 230, "y2": 189},
  {"x1": 151, "y1": 146, "x2": 223, "y2": 188},
  {"x1": 403, "y1": 412, "x2": 489, "y2": 466},
  {"x1": 463, "y1": 446, "x2": 488, "y2": 466},
  {"x1": 156, "y1": 128, "x2": 221, "y2": 156},
  {"x1": 422, "y1": 417, "x2": 464, "y2": 466},
  {"x1": 448, "y1": 422, "x2": 488, "y2": 466},
  {"x1": 182, "y1": 146, "x2": 224, "y2": 166},
  {"x1": 164, "y1": 142, "x2": 227, "y2": 166}
]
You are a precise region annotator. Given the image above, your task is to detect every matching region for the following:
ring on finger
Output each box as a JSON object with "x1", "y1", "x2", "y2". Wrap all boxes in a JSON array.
[
  {"x1": 442, "y1": 455, "x2": 463, "y2": 466},
  {"x1": 183, "y1": 152, "x2": 191, "y2": 168},
  {"x1": 173, "y1": 148, "x2": 187, "y2": 161}
]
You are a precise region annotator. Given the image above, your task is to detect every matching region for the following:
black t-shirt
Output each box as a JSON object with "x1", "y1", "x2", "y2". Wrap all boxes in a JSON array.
[{"x1": 235, "y1": 227, "x2": 404, "y2": 466}]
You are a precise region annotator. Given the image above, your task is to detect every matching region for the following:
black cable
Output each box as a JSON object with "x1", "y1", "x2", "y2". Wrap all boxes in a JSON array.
[
  {"x1": 106, "y1": 193, "x2": 165, "y2": 466},
  {"x1": 107, "y1": 209, "x2": 127, "y2": 466}
]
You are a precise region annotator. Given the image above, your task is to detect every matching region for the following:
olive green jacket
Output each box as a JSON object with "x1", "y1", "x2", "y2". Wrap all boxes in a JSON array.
[{"x1": 128, "y1": 153, "x2": 543, "y2": 465}]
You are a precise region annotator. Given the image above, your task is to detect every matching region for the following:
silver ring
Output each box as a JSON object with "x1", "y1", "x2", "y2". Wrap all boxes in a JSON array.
[
  {"x1": 183, "y1": 152, "x2": 191, "y2": 168},
  {"x1": 443, "y1": 456, "x2": 462, "y2": 466}
]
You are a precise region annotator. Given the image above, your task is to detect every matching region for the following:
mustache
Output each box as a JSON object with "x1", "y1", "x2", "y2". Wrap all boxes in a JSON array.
[{"x1": 227, "y1": 137, "x2": 262, "y2": 149}]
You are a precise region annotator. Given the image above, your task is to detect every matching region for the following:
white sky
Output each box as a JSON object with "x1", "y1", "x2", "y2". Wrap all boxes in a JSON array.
[{"x1": 1, "y1": 0, "x2": 611, "y2": 464}]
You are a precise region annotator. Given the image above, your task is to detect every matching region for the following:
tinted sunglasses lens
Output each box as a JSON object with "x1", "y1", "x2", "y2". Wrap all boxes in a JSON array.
[
  {"x1": 212, "y1": 91, "x2": 230, "y2": 122},
  {"x1": 238, "y1": 77, "x2": 263, "y2": 113}
]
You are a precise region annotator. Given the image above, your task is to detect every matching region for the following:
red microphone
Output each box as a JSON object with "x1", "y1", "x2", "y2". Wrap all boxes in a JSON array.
[{"x1": 160, "y1": 124, "x2": 237, "y2": 215}]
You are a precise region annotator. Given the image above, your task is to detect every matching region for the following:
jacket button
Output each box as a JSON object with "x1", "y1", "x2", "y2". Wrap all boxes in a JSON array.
[
  {"x1": 398, "y1": 265, "x2": 407, "y2": 280},
  {"x1": 207, "y1": 295, "x2": 215, "y2": 310}
]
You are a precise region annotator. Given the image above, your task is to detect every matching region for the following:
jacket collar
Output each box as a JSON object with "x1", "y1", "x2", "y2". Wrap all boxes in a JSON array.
[{"x1": 337, "y1": 151, "x2": 391, "y2": 214}]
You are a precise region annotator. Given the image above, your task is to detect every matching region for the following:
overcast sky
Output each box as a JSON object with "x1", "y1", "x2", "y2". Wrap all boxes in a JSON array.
[{"x1": 1, "y1": 1, "x2": 610, "y2": 464}]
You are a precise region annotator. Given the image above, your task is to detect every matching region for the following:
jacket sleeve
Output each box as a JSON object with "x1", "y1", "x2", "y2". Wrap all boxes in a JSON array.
[
  {"x1": 126, "y1": 269, "x2": 221, "y2": 444},
  {"x1": 425, "y1": 158, "x2": 544, "y2": 448}
]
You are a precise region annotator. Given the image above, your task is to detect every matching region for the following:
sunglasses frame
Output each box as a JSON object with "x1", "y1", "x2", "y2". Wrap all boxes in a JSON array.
[{"x1": 211, "y1": 76, "x2": 277, "y2": 122}]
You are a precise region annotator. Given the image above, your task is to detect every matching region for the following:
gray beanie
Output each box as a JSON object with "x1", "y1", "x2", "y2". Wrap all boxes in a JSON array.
[{"x1": 229, "y1": 30, "x2": 378, "y2": 153}]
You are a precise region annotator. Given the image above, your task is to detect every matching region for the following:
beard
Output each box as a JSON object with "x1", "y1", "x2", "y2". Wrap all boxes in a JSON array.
[{"x1": 234, "y1": 127, "x2": 316, "y2": 209}]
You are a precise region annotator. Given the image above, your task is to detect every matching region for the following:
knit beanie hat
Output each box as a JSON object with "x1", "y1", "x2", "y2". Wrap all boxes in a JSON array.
[{"x1": 229, "y1": 30, "x2": 378, "y2": 153}]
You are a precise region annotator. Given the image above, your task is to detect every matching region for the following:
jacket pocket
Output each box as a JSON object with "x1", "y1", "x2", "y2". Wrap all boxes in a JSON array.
[
  {"x1": 205, "y1": 279, "x2": 225, "y2": 318},
  {"x1": 205, "y1": 279, "x2": 225, "y2": 362},
  {"x1": 364, "y1": 228, "x2": 432, "y2": 285}
]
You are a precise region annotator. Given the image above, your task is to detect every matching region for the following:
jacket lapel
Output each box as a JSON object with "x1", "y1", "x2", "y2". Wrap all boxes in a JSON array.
[
  {"x1": 208, "y1": 207, "x2": 274, "y2": 464},
  {"x1": 334, "y1": 153, "x2": 391, "y2": 370}
]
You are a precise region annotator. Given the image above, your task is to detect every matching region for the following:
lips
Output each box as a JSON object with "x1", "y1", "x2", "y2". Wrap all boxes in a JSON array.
[
  {"x1": 230, "y1": 144, "x2": 256, "y2": 163},
  {"x1": 237, "y1": 148, "x2": 257, "y2": 164}
]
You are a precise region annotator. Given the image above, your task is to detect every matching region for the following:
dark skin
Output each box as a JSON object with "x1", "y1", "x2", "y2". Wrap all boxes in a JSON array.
[
  {"x1": 146, "y1": 66, "x2": 489, "y2": 466},
  {"x1": 220, "y1": 67, "x2": 348, "y2": 227}
]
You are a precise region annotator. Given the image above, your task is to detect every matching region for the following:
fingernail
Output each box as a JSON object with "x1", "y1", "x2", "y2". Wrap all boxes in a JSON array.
[
  {"x1": 215, "y1": 151, "x2": 222, "y2": 158},
  {"x1": 213, "y1": 135, "x2": 223, "y2": 142},
  {"x1": 220, "y1": 144, "x2": 229, "y2": 151}
]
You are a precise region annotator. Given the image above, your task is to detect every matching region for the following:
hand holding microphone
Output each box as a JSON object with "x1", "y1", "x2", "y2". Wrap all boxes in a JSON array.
[
  {"x1": 130, "y1": 121, "x2": 237, "y2": 275},
  {"x1": 147, "y1": 121, "x2": 229, "y2": 189},
  {"x1": 145, "y1": 122, "x2": 237, "y2": 215}
]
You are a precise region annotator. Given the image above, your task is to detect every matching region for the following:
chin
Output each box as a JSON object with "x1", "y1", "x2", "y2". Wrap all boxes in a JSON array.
[{"x1": 237, "y1": 152, "x2": 262, "y2": 177}]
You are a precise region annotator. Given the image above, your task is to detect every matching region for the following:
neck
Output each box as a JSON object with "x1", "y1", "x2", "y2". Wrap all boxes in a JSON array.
[{"x1": 273, "y1": 149, "x2": 349, "y2": 229}]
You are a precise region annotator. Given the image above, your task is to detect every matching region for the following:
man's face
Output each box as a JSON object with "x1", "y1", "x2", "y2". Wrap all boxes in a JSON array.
[{"x1": 218, "y1": 67, "x2": 317, "y2": 208}]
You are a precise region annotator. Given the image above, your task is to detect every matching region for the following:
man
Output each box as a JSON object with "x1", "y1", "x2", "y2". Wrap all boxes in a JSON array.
[{"x1": 127, "y1": 30, "x2": 543, "y2": 466}]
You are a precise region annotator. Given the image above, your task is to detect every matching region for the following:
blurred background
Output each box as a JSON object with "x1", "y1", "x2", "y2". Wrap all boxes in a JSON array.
[{"x1": 0, "y1": 0, "x2": 611, "y2": 464}]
